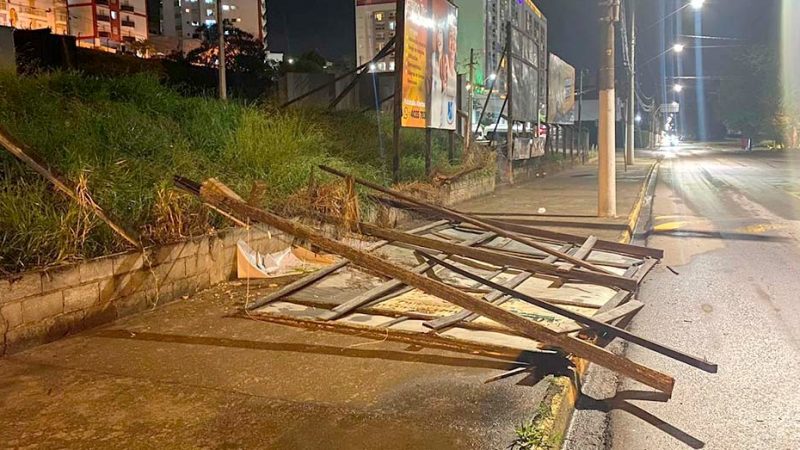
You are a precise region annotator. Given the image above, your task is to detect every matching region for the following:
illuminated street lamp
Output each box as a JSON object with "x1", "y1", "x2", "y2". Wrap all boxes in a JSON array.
[
  {"x1": 488, "y1": 73, "x2": 497, "y2": 81},
  {"x1": 673, "y1": 43, "x2": 686, "y2": 53},
  {"x1": 673, "y1": 84, "x2": 684, "y2": 92},
  {"x1": 690, "y1": 0, "x2": 705, "y2": 10},
  {"x1": 635, "y1": 113, "x2": 643, "y2": 123},
  {"x1": 369, "y1": 63, "x2": 377, "y2": 72},
  {"x1": 287, "y1": 58, "x2": 295, "y2": 64}
]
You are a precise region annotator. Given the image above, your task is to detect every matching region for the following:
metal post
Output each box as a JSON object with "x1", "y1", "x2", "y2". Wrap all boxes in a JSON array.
[
  {"x1": 425, "y1": 128, "x2": 433, "y2": 176},
  {"x1": 598, "y1": 0, "x2": 619, "y2": 217},
  {"x1": 578, "y1": 69, "x2": 585, "y2": 162},
  {"x1": 506, "y1": 23, "x2": 514, "y2": 184},
  {"x1": 626, "y1": 0, "x2": 636, "y2": 165},
  {"x1": 570, "y1": 126, "x2": 574, "y2": 161},
  {"x1": 465, "y1": 48, "x2": 475, "y2": 151},
  {"x1": 217, "y1": 0, "x2": 227, "y2": 100},
  {"x1": 392, "y1": 0, "x2": 406, "y2": 182},
  {"x1": 448, "y1": 130, "x2": 455, "y2": 163}
]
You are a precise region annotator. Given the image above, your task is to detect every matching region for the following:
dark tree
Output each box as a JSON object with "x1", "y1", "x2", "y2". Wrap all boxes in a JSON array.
[
  {"x1": 186, "y1": 24, "x2": 275, "y2": 77},
  {"x1": 717, "y1": 46, "x2": 786, "y2": 143}
]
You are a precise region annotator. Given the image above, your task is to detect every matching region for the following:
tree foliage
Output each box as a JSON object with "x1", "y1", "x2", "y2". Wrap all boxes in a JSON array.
[
  {"x1": 718, "y1": 46, "x2": 780, "y2": 139},
  {"x1": 185, "y1": 24, "x2": 275, "y2": 77},
  {"x1": 718, "y1": 45, "x2": 799, "y2": 146}
]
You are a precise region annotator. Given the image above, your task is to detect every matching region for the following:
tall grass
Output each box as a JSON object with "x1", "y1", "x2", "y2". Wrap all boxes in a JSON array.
[{"x1": 2, "y1": 71, "x2": 431, "y2": 272}]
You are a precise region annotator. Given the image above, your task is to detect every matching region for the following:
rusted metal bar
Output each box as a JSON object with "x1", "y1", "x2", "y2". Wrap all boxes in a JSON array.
[
  {"x1": 420, "y1": 253, "x2": 718, "y2": 374},
  {"x1": 246, "y1": 220, "x2": 449, "y2": 311},
  {"x1": 357, "y1": 223, "x2": 638, "y2": 291},
  {"x1": 179, "y1": 176, "x2": 676, "y2": 394},
  {"x1": 318, "y1": 165, "x2": 621, "y2": 274},
  {"x1": 319, "y1": 231, "x2": 495, "y2": 320},
  {"x1": 0, "y1": 126, "x2": 141, "y2": 248}
]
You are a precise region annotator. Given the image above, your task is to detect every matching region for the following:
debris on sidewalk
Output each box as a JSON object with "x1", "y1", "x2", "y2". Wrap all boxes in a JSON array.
[
  {"x1": 173, "y1": 171, "x2": 718, "y2": 397},
  {"x1": 236, "y1": 240, "x2": 335, "y2": 279}
]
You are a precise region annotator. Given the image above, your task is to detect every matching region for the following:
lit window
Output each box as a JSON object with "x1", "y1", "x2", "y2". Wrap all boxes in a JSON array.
[
  {"x1": 389, "y1": 21, "x2": 395, "y2": 30},
  {"x1": 222, "y1": 4, "x2": 229, "y2": 10},
  {"x1": 206, "y1": 8, "x2": 213, "y2": 16},
  {"x1": 236, "y1": 18, "x2": 241, "y2": 22},
  {"x1": 111, "y1": 11, "x2": 117, "y2": 19},
  {"x1": 185, "y1": 8, "x2": 190, "y2": 12},
  {"x1": 230, "y1": 5, "x2": 236, "y2": 10},
  {"x1": 204, "y1": 19, "x2": 215, "y2": 25},
  {"x1": 375, "y1": 12, "x2": 383, "y2": 21}
]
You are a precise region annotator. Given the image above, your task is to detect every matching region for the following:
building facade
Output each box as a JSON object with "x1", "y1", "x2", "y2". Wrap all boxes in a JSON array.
[
  {"x1": 354, "y1": 0, "x2": 395, "y2": 71},
  {"x1": 354, "y1": 0, "x2": 546, "y2": 88},
  {"x1": 0, "y1": 0, "x2": 68, "y2": 35},
  {"x1": 161, "y1": 0, "x2": 266, "y2": 53},
  {"x1": 67, "y1": 0, "x2": 148, "y2": 50},
  {"x1": 354, "y1": 0, "x2": 548, "y2": 124}
]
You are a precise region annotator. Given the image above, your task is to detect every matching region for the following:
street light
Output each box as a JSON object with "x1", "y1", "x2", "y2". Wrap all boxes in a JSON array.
[
  {"x1": 488, "y1": 73, "x2": 497, "y2": 81},
  {"x1": 690, "y1": 0, "x2": 705, "y2": 10},
  {"x1": 643, "y1": 43, "x2": 686, "y2": 66},
  {"x1": 673, "y1": 84, "x2": 684, "y2": 92},
  {"x1": 635, "y1": 113, "x2": 643, "y2": 123},
  {"x1": 287, "y1": 58, "x2": 295, "y2": 64}
]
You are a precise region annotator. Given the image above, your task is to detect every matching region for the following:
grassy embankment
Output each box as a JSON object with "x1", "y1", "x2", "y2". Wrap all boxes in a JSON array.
[{"x1": 0, "y1": 71, "x2": 462, "y2": 273}]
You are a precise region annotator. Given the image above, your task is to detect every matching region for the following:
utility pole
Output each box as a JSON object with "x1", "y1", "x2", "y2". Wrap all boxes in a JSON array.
[
  {"x1": 626, "y1": 0, "x2": 636, "y2": 165},
  {"x1": 391, "y1": 0, "x2": 406, "y2": 182},
  {"x1": 217, "y1": 0, "x2": 227, "y2": 100},
  {"x1": 577, "y1": 69, "x2": 585, "y2": 162},
  {"x1": 465, "y1": 48, "x2": 475, "y2": 152},
  {"x1": 598, "y1": 0, "x2": 619, "y2": 217},
  {"x1": 506, "y1": 23, "x2": 514, "y2": 184}
]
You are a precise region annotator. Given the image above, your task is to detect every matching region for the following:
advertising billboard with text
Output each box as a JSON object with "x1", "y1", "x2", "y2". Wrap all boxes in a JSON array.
[{"x1": 401, "y1": 0, "x2": 458, "y2": 130}]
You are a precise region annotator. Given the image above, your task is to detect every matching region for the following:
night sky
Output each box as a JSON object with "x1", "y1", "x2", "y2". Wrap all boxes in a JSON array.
[{"x1": 268, "y1": 0, "x2": 782, "y2": 136}]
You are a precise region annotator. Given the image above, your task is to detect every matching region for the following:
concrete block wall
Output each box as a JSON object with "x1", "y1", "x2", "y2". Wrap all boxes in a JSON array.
[
  {"x1": 0, "y1": 226, "x2": 289, "y2": 356},
  {"x1": 441, "y1": 172, "x2": 497, "y2": 207}
]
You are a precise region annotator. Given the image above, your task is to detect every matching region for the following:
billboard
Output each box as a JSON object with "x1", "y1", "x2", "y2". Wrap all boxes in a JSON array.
[
  {"x1": 547, "y1": 54, "x2": 576, "y2": 124},
  {"x1": 401, "y1": 0, "x2": 458, "y2": 130},
  {"x1": 509, "y1": 24, "x2": 541, "y2": 123}
]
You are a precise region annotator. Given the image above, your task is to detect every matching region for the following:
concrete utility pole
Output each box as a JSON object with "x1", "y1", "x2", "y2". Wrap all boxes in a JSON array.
[
  {"x1": 577, "y1": 69, "x2": 586, "y2": 162},
  {"x1": 626, "y1": 0, "x2": 636, "y2": 166},
  {"x1": 506, "y1": 23, "x2": 514, "y2": 184},
  {"x1": 465, "y1": 48, "x2": 475, "y2": 152},
  {"x1": 598, "y1": 0, "x2": 619, "y2": 217},
  {"x1": 217, "y1": 0, "x2": 227, "y2": 100},
  {"x1": 391, "y1": 0, "x2": 406, "y2": 182}
]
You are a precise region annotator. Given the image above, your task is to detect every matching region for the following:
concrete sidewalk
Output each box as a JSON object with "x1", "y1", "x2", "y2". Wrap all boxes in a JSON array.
[
  {"x1": 0, "y1": 155, "x2": 655, "y2": 449},
  {"x1": 457, "y1": 156, "x2": 655, "y2": 241}
]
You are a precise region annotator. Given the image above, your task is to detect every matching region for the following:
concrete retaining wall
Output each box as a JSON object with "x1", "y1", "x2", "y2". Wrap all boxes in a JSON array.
[
  {"x1": 441, "y1": 171, "x2": 496, "y2": 207},
  {"x1": 0, "y1": 169, "x2": 496, "y2": 356},
  {"x1": 0, "y1": 227, "x2": 289, "y2": 356}
]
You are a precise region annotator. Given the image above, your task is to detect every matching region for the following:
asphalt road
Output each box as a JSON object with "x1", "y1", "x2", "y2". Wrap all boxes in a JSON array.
[{"x1": 566, "y1": 144, "x2": 800, "y2": 449}]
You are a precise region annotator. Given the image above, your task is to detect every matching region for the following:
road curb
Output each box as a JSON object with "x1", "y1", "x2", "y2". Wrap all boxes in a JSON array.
[{"x1": 532, "y1": 159, "x2": 660, "y2": 449}]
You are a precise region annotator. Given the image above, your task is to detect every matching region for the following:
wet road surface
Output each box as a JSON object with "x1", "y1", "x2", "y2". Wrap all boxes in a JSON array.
[{"x1": 567, "y1": 144, "x2": 800, "y2": 449}]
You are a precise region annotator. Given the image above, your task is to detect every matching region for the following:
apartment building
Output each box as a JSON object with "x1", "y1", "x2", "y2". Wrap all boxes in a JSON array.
[
  {"x1": 67, "y1": 0, "x2": 148, "y2": 50},
  {"x1": 162, "y1": 0, "x2": 266, "y2": 52},
  {"x1": 354, "y1": 0, "x2": 395, "y2": 71},
  {"x1": 0, "y1": 0, "x2": 68, "y2": 35}
]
